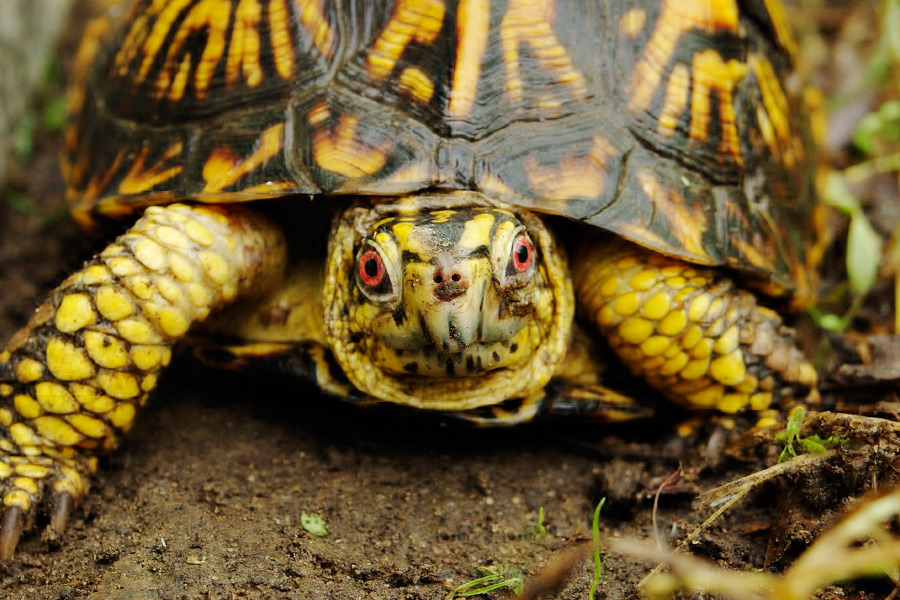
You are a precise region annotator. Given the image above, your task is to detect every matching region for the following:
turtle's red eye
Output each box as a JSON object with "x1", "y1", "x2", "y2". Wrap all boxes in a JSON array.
[
  {"x1": 358, "y1": 250, "x2": 385, "y2": 288},
  {"x1": 510, "y1": 235, "x2": 534, "y2": 274}
]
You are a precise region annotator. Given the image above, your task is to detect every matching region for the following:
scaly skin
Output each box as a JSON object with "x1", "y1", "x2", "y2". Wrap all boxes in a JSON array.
[
  {"x1": 0, "y1": 204, "x2": 285, "y2": 557},
  {"x1": 573, "y1": 238, "x2": 817, "y2": 419}
]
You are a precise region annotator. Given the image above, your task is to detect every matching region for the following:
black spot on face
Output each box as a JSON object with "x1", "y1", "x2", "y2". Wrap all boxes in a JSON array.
[
  {"x1": 448, "y1": 319, "x2": 462, "y2": 345},
  {"x1": 445, "y1": 358, "x2": 455, "y2": 376},
  {"x1": 510, "y1": 343, "x2": 519, "y2": 353},
  {"x1": 466, "y1": 355, "x2": 475, "y2": 373},
  {"x1": 418, "y1": 313, "x2": 431, "y2": 344},
  {"x1": 492, "y1": 351, "x2": 500, "y2": 362},
  {"x1": 403, "y1": 362, "x2": 418, "y2": 373}
]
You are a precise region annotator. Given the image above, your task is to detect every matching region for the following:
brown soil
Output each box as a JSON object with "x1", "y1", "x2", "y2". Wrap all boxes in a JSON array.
[{"x1": 0, "y1": 2, "x2": 898, "y2": 599}]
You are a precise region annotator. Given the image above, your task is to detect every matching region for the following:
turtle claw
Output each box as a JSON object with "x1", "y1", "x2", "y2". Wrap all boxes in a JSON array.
[
  {"x1": 0, "y1": 457, "x2": 91, "y2": 558},
  {"x1": 48, "y1": 493, "x2": 74, "y2": 541},
  {"x1": 0, "y1": 507, "x2": 24, "y2": 561}
]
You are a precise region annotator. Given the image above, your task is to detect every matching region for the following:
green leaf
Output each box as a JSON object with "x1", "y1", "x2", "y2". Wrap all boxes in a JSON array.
[
  {"x1": 881, "y1": 101, "x2": 900, "y2": 139},
  {"x1": 823, "y1": 172, "x2": 860, "y2": 214},
  {"x1": 800, "y1": 438, "x2": 827, "y2": 454},
  {"x1": 886, "y1": 0, "x2": 900, "y2": 63},
  {"x1": 445, "y1": 567, "x2": 524, "y2": 599},
  {"x1": 41, "y1": 95, "x2": 67, "y2": 132},
  {"x1": 853, "y1": 101, "x2": 900, "y2": 153},
  {"x1": 824, "y1": 171, "x2": 885, "y2": 296},
  {"x1": 4, "y1": 191, "x2": 41, "y2": 217},
  {"x1": 786, "y1": 406, "x2": 805, "y2": 438},
  {"x1": 13, "y1": 114, "x2": 36, "y2": 159},
  {"x1": 300, "y1": 512, "x2": 328, "y2": 537},
  {"x1": 853, "y1": 112, "x2": 882, "y2": 155},
  {"x1": 43, "y1": 58, "x2": 62, "y2": 89},
  {"x1": 818, "y1": 313, "x2": 847, "y2": 332},
  {"x1": 847, "y1": 212, "x2": 883, "y2": 294}
]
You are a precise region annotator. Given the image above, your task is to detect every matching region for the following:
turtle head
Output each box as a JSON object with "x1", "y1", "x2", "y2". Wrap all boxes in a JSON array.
[
  {"x1": 355, "y1": 206, "x2": 541, "y2": 370},
  {"x1": 324, "y1": 193, "x2": 573, "y2": 411}
]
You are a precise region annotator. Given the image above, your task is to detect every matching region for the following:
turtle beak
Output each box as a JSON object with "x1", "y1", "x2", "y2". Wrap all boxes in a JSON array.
[{"x1": 418, "y1": 254, "x2": 487, "y2": 353}]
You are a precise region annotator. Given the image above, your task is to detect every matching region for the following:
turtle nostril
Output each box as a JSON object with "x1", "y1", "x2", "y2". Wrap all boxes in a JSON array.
[
  {"x1": 432, "y1": 267, "x2": 468, "y2": 301},
  {"x1": 434, "y1": 270, "x2": 462, "y2": 284}
]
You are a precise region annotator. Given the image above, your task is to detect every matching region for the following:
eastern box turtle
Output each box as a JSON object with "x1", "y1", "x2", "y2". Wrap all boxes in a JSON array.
[{"x1": 0, "y1": 0, "x2": 823, "y2": 557}]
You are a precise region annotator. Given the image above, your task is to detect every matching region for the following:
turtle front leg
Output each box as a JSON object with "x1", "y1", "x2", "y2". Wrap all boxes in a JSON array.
[
  {"x1": 0, "y1": 203, "x2": 286, "y2": 558},
  {"x1": 572, "y1": 238, "x2": 817, "y2": 419}
]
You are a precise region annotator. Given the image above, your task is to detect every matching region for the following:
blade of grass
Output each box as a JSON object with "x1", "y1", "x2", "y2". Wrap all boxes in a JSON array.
[{"x1": 588, "y1": 498, "x2": 606, "y2": 600}]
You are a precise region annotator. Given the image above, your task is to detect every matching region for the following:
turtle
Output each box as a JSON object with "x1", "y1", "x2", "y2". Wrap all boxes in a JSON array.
[{"x1": 0, "y1": 0, "x2": 824, "y2": 558}]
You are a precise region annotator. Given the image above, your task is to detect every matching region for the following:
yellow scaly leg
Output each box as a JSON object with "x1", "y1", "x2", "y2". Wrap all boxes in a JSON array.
[
  {"x1": 573, "y1": 238, "x2": 817, "y2": 419},
  {"x1": 0, "y1": 203, "x2": 285, "y2": 558}
]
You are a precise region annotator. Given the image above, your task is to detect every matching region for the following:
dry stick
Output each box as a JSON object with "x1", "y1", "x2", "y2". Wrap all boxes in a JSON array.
[
  {"x1": 652, "y1": 467, "x2": 683, "y2": 551},
  {"x1": 638, "y1": 451, "x2": 838, "y2": 589}
]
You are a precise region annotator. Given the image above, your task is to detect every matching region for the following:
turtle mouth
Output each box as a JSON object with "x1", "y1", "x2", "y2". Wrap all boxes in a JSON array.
[
  {"x1": 366, "y1": 268, "x2": 536, "y2": 375},
  {"x1": 373, "y1": 325, "x2": 535, "y2": 378}
]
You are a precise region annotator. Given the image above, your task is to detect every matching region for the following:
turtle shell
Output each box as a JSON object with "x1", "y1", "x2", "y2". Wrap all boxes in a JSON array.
[{"x1": 64, "y1": 0, "x2": 822, "y2": 300}]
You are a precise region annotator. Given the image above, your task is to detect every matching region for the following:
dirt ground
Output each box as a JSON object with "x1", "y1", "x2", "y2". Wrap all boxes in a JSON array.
[{"x1": 0, "y1": 2, "x2": 899, "y2": 599}]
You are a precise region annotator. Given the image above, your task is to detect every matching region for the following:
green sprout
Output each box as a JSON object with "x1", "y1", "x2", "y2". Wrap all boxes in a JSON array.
[
  {"x1": 445, "y1": 566, "x2": 524, "y2": 599},
  {"x1": 588, "y1": 498, "x2": 606, "y2": 600},
  {"x1": 534, "y1": 506, "x2": 547, "y2": 536},
  {"x1": 775, "y1": 407, "x2": 847, "y2": 463}
]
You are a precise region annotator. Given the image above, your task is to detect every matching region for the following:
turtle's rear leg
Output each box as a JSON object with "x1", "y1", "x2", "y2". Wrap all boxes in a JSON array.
[
  {"x1": 0, "y1": 203, "x2": 285, "y2": 558},
  {"x1": 572, "y1": 238, "x2": 817, "y2": 421}
]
